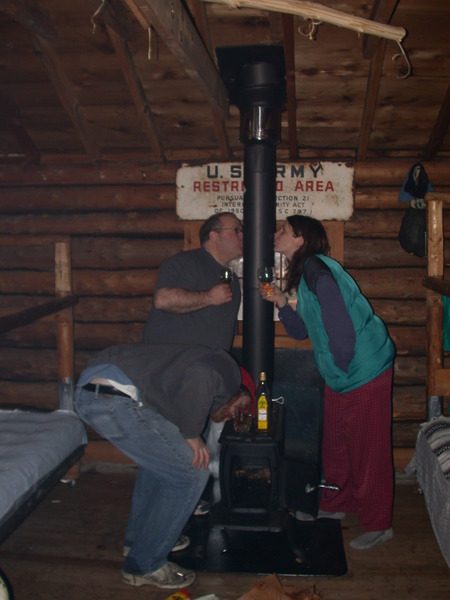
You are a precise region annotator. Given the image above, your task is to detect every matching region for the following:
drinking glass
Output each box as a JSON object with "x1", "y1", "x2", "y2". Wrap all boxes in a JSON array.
[
  {"x1": 220, "y1": 267, "x2": 233, "y2": 285},
  {"x1": 257, "y1": 266, "x2": 276, "y2": 293},
  {"x1": 233, "y1": 405, "x2": 253, "y2": 433}
]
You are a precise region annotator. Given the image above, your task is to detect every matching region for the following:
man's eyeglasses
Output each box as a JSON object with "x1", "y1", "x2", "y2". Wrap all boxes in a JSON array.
[{"x1": 213, "y1": 227, "x2": 243, "y2": 235}]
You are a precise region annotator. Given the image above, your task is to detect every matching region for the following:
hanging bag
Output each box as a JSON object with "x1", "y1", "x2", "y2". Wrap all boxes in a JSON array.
[
  {"x1": 398, "y1": 163, "x2": 432, "y2": 258},
  {"x1": 398, "y1": 206, "x2": 426, "y2": 257}
]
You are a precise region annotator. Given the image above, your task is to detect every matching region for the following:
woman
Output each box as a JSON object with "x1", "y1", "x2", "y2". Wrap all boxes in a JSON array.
[{"x1": 260, "y1": 215, "x2": 395, "y2": 550}]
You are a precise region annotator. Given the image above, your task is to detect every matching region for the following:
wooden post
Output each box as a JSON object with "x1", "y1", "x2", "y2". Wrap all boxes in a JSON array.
[
  {"x1": 55, "y1": 239, "x2": 75, "y2": 411},
  {"x1": 426, "y1": 196, "x2": 444, "y2": 418}
]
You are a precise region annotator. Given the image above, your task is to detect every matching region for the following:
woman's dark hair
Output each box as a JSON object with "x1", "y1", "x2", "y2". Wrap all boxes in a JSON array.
[{"x1": 284, "y1": 215, "x2": 330, "y2": 292}]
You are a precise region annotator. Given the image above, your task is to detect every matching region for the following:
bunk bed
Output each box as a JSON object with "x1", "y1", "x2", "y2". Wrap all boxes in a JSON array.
[
  {"x1": 408, "y1": 196, "x2": 450, "y2": 568},
  {"x1": 0, "y1": 239, "x2": 87, "y2": 594}
]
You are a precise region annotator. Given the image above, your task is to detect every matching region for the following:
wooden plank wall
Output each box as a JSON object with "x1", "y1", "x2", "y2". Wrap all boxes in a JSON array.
[{"x1": 0, "y1": 160, "x2": 449, "y2": 470}]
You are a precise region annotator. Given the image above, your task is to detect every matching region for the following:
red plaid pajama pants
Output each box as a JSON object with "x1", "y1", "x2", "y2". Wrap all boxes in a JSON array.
[{"x1": 319, "y1": 366, "x2": 394, "y2": 531}]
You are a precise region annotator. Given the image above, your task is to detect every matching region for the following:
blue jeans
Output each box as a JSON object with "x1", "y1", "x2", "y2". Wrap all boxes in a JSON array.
[{"x1": 74, "y1": 385, "x2": 209, "y2": 575}]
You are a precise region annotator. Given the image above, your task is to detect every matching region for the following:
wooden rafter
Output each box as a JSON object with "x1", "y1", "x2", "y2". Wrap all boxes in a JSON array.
[
  {"x1": 424, "y1": 82, "x2": 450, "y2": 162},
  {"x1": 106, "y1": 25, "x2": 165, "y2": 161},
  {"x1": 281, "y1": 14, "x2": 297, "y2": 160},
  {"x1": 122, "y1": 0, "x2": 229, "y2": 120},
  {"x1": 32, "y1": 35, "x2": 100, "y2": 162},
  {"x1": 91, "y1": 0, "x2": 135, "y2": 40},
  {"x1": 200, "y1": 0, "x2": 406, "y2": 43},
  {"x1": 1, "y1": 0, "x2": 100, "y2": 161},
  {"x1": 185, "y1": 0, "x2": 231, "y2": 159},
  {"x1": 363, "y1": 0, "x2": 400, "y2": 59},
  {"x1": 0, "y1": 0, "x2": 56, "y2": 40},
  {"x1": 0, "y1": 92, "x2": 40, "y2": 163},
  {"x1": 357, "y1": 39, "x2": 387, "y2": 161}
]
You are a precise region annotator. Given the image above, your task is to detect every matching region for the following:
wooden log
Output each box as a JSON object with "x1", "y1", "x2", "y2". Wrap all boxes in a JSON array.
[
  {"x1": 0, "y1": 348, "x2": 92, "y2": 380},
  {"x1": 392, "y1": 421, "x2": 421, "y2": 448},
  {"x1": 78, "y1": 438, "x2": 416, "y2": 471},
  {"x1": 1, "y1": 160, "x2": 450, "y2": 188},
  {"x1": 0, "y1": 294, "x2": 427, "y2": 327},
  {"x1": 348, "y1": 268, "x2": 427, "y2": 299},
  {"x1": 346, "y1": 209, "x2": 450, "y2": 238},
  {"x1": 370, "y1": 299, "x2": 425, "y2": 325},
  {"x1": 344, "y1": 238, "x2": 430, "y2": 268},
  {"x1": 1, "y1": 266, "x2": 427, "y2": 299},
  {"x1": 0, "y1": 237, "x2": 183, "y2": 270},
  {"x1": 392, "y1": 386, "x2": 426, "y2": 420},
  {"x1": 0, "y1": 317, "x2": 427, "y2": 356},
  {"x1": 0, "y1": 185, "x2": 175, "y2": 212},
  {"x1": 0, "y1": 382, "x2": 59, "y2": 410},
  {"x1": 0, "y1": 211, "x2": 184, "y2": 236},
  {"x1": 354, "y1": 187, "x2": 450, "y2": 210},
  {"x1": 394, "y1": 356, "x2": 426, "y2": 385},
  {"x1": 355, "y1": 161, "x2": 450, "y2": 186},
  {"x1": 0, "y1": 269, "x2": 159, "y2": 296},
  {"x1": 0, "y1": 346, "x2": 428, "y2": 419},
  {"x1": 0, "y1": 162, "x2": 178, "y2": 186}
]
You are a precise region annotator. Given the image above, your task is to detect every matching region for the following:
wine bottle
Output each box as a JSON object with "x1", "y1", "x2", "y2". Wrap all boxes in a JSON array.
[{"x1": 256, "y1": 371, "x2": 270, "y2": 431}]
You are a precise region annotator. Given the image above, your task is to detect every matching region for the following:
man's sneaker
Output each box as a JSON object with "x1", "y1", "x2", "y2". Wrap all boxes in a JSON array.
[
  {"x1": 122, "y1": 561, "x2": 195, "y2": 589},
  {"x1": 171, "y1": 534, "x2": 190, "y2": 552},
  {"x1": 122, "y1": 534, "x2": 190, "y2": 557},
  {"x1": 194, "y1": 500, "x2": 211, "y2": 516}
]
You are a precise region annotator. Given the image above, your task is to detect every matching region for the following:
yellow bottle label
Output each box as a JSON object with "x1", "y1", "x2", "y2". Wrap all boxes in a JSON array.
[{"x1": 257, "y1": 395, "x2": 268, "y2": 430}]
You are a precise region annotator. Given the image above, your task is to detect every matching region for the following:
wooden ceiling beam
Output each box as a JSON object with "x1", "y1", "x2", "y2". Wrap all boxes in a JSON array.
[
  {"x1": 0, "y1": 92, "x2": 40, "y2": 164},
  {"x1": 106, "y1": 25, "x2": 165, "y2": 161},
  {"x1": 281, "y1": 14, "x2": 297, "y2": 160},
  {"x1": 423, "y1": 82, "x2": 450, "y2": 162},
  {"x1": 200, "y1": 0, "x2": 406, "y2": 43},
  {"x1": 357, "y1": 39, "x2": 387, "y2": 161},
  {"x1": 0, "y1": 0, "x2": 56, "y2": 40},
  {"x1": 32, "y1": 35, "x2": 100, "y2": 162},
  {"x1": 185, "y1": 0, "x2": 231, "y2": 159},
  {"x1": 121, "y1": 0, "x2": 229, "y2": 120},
  {"x1": 363, "y1": 0, "x2": 400, "y2": 59},
  {"x1": 91, "y1": 0, "x2": 135, "y2": 40},
  {"x1": 1, "y1": 0, "x2": 100, "y2": 162}
]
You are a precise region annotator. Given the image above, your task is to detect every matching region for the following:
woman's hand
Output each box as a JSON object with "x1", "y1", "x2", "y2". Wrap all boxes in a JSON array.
[{"x1": 258, "y1": 283, "x2": 287, "y2": 308}]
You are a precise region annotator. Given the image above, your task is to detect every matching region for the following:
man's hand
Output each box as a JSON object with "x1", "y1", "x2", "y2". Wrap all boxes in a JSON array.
[
  {"x1": 206, "y1": 283, "x2": 233, "y2": 305},
  {"x1": 210, "y1": 389, "x2": 252, "y2": 423},
  {"x1": 186, "y1": 436, "x2": 210, "y2": 470}
]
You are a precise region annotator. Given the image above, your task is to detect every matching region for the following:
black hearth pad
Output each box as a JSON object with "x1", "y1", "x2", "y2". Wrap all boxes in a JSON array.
[{"x1": 174, "y1": 510, "x2": 347, "y2": 577}]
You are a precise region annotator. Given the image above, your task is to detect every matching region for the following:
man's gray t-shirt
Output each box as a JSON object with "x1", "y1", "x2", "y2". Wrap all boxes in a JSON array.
[{"x1": 143, "y1": 247, "x2": 241, "y2": 350}]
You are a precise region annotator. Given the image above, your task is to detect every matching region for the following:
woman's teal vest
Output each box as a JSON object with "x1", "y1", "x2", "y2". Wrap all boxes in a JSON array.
[{"x1": 297, "y1": 255, "x2": 395, "y2": 393}]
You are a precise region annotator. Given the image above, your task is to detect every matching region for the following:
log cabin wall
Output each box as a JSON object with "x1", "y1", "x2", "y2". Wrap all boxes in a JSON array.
[{"x1": 1, "y1": 159, "x2": 449, "y2": 471}]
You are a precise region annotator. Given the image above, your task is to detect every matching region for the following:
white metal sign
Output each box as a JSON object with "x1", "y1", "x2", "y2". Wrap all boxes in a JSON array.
[{"x1": 176, "y1": 161, "x2": 354, "y2": 220}]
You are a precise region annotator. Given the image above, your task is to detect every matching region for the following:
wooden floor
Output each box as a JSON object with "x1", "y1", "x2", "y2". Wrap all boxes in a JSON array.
[{"x1": 0, "y1": 467, "x2": 448, "y2": 600}]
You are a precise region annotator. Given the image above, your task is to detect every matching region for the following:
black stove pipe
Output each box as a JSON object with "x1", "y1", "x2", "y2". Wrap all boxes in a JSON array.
[{"x1": 232, "y1": 57, "x2": 286, "y2": 387}]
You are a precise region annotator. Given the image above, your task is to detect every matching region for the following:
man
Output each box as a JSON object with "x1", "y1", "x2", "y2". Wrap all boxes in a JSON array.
[
  {"x1": 74, "y1": 343, "x2": 250, "y2": 590},
  {"x1": 143, "y1": 212, "x2": 243, "y2": 350}
]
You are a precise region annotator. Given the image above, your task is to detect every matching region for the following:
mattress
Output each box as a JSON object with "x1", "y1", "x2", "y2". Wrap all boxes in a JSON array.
[
  {"x1": 407, "y1": 416, "x2": 450, "y2": 568},
  {"x1": 0, "y1": 409, "x2": 87, "y2": 541}
]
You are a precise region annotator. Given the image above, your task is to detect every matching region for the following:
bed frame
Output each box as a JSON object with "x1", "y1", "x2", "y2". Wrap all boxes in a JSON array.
[
  {"x1": 410, "y1": 196, "x2": 450, "y2": 568},
  {"x1": 0, "y1": 239, "x2": 87, "y2": 595}
]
